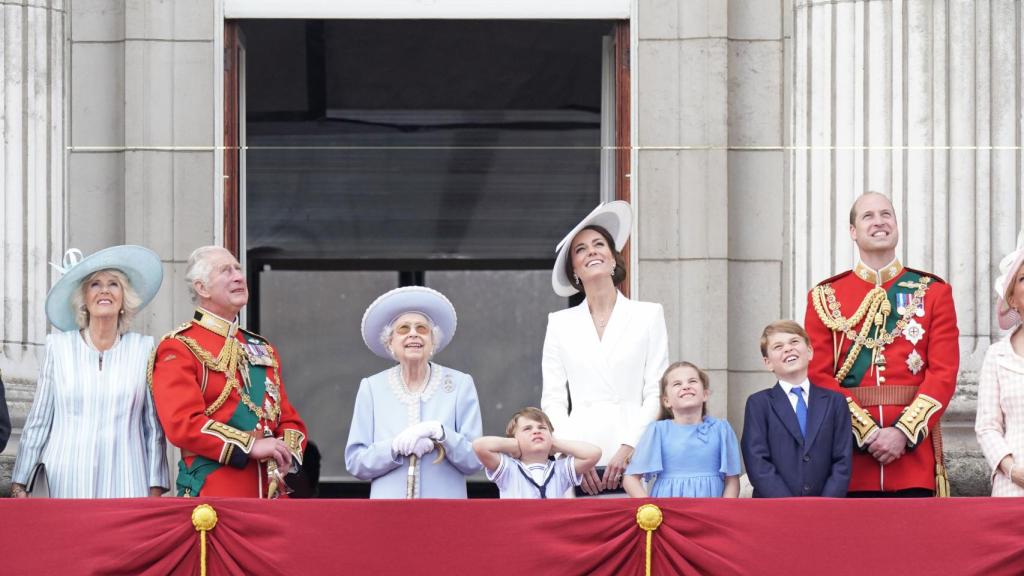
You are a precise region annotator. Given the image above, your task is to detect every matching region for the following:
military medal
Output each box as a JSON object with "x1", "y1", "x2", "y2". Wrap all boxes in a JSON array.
[
  {"x1": 245, "y1": 340, "x2": 275, "y2": 366},
  {"x1": 266, "y1": 376, "x2": 280, "y2": 402},
  {"x1": 902, "y1": 318, "x2": 925, "y2": 346},
  {"x1": 896, "y1": 293, "x2": 911, "y2": 315},
  {"x1": 906, "y1": 349, "x2": 924, "y2": 374}
]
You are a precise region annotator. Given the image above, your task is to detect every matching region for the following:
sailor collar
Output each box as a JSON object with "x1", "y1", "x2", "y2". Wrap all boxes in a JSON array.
[
  {"x1": 854, "y1": 258, "x2": 904, "y2": 286},
  {"x1": 193, "y1": 307, "x2": 239, "y2": 338}
]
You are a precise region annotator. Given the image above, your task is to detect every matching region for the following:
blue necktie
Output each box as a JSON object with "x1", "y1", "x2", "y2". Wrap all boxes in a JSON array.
[{"x1": 790, "y1": 386, "x2": 807, "y2": 437}]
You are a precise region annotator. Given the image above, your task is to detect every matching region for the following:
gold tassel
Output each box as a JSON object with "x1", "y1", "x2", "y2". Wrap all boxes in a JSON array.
[
  {"x1": 192, "y1": 504, "x2": 219, "y2": 576},
  {"x1": 636, "y1": 504, "x2": 664, "y2": 576},
  {"x1": 935, "y1": 464, "x2": 950, "y2": 498}
]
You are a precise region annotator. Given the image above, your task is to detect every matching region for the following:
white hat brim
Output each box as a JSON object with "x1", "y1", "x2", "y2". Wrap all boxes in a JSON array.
[
  {"x1": 45, "y1": 245, "x2": 164, "y2": 332},
  {"x1": 361, "y1": 286, "x2": 458, "y2": 359},
  {"x1": 551, "y1": 201, "x2": 633, "y2": 297}
]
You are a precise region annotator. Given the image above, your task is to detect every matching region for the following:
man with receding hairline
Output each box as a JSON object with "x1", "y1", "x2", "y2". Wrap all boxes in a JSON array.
[{"x1": 803, "y1": 192, "x2": 959, "y2": 497}]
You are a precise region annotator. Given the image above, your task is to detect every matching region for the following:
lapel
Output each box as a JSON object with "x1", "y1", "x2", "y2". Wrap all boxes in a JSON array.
[
  {"x1": 768, "y1": 383, "x2": 804, "y2": 445},
  {"x1": 802, "y1": 384, "x2": 829, "y2": 454}
]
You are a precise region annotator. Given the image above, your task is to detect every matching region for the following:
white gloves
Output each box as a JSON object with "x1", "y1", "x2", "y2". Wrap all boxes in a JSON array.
[
  {"x1": 392, "y1": 421, "x2": 445, "y2": 457},
  {"x1": 411, "y1": 437, "x2": 435, "y2": 458}
]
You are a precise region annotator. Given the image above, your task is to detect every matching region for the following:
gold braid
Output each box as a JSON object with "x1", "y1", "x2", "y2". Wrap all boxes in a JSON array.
[
  {"x1": 174, "y1": 336, "x2": 281, "y2": 421},
  {"x1": 811, "y1": 279, "x2": 933, "y2": 382}
]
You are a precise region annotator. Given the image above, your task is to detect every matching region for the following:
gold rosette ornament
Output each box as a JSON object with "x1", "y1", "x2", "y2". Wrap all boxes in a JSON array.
[
  {"x1": 636, "y1": 504, "x2": 664, "y2": 576},
  {"x1": 192, "y1": 504, "x2": 219, "y2": 576}
]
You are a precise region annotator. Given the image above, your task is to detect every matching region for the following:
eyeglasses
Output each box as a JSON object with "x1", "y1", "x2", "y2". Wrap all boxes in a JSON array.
[{"x1": 394, "y1": 323, "x2": 431, "y2": 336}]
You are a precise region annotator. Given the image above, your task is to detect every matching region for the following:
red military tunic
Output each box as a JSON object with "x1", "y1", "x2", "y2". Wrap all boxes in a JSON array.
[
  {"x1": 804, "y1": 260, "x2": 959, "y2": 493},
  {"x1": 150, "y1": 308, "x2": 307, "y2": 497}
]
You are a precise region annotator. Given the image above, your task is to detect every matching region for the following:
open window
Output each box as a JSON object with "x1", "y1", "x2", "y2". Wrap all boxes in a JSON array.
[{"x1": 223, "y1": 19, "x2": 631, "y2": 494}]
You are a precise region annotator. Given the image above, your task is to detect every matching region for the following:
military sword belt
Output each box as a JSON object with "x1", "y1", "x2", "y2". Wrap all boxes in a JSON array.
[
  {"x1": 848, "y1": 385, "x2": 945, "y2": 464},
  {"x1": 849, "y1": 385, "x2": 917, "y2": 407}
]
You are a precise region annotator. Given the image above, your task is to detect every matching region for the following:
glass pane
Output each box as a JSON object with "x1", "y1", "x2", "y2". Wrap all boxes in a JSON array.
[
  {"x1": 243, "y1": 19, "x2": 609, "y2": 262},
  {"x1": 426, "y1": 270, "x2": 566, "y2": 438},
  {"x1": 259, "y1": 270, "x2": 397, "y2": 480}
]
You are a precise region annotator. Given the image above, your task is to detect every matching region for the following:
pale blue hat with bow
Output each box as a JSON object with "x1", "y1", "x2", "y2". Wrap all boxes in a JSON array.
[{"x1": 45, "y1": 245, "x2": 164, "y2": 332}]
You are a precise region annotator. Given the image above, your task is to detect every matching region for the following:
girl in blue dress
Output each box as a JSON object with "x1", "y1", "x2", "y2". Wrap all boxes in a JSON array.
[{"x1": 623, "y1": 361, "x2": 741, "y2": 498}]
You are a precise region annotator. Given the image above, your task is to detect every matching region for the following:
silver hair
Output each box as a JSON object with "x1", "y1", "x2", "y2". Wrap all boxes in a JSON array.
[
  {"x1": 70, "y1": 269, "x2": 142, "y2": 335},
  {"x1": 379, "y1": 315, "x2": 445, "y2": 361},
  {"x1": 185, "y1": 246, "x2": 226, "y2": 304}
]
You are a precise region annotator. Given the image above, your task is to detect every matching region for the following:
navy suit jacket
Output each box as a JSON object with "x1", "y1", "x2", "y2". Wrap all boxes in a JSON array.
[{"x1": 741, "y1": 382, "x2": 852, "y2": 497}]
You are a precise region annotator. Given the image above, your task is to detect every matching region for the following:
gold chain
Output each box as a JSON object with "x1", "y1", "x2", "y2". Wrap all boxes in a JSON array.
[
  {"x1": 175, "y1": 336, "x2": 281, "y2": 421},
  {"x1": 812, "y1": 278, "x2": 932, "y2": 382}
]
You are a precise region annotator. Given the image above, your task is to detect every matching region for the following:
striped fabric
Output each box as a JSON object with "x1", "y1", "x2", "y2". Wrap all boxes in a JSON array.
[
  {"x1": 12, "y1": 330, "x2": 169, "y2": 497},
  {"x1": 975, "y1": 335, "x2": 1024, "y2": 497}
]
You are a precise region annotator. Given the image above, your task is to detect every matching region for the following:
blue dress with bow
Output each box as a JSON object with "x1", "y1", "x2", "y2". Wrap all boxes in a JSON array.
[{"x1": 625, "y1": 416, "x2": 741, "y2": 497}]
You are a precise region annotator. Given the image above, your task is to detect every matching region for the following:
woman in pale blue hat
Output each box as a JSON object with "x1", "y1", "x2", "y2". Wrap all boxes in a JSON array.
[
  {"x1": 345, "y1": 286, "x2": 483, "y2": 498},
  {"x1": 11, "y1": 246, "x2": 169, "y2": 498},
  {"x1": 541, "y1": 201, "x2": 670, "y2": 496}
]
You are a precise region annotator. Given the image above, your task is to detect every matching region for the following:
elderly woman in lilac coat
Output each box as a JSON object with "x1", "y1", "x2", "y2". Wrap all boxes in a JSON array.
[{"x1": 345, "y1": 286, "x2": 483, "y2": 498}]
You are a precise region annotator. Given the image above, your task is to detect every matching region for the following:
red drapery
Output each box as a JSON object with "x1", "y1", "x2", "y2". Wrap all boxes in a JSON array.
[{"x1": 3, "y1": 497, "x2": 1023, "y2": 575}]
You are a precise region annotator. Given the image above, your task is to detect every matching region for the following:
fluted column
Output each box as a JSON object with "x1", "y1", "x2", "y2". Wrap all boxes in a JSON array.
[
  {"x1": 0, "y1": 0, "x2": 66, "y2": 487},
  {"x1": 792, "y1": 0, "x2": 1023, "y2": 494}
]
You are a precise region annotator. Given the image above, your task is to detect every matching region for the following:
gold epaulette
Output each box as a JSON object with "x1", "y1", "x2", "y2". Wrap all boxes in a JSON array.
[
  {"x1": 147, "y1": 322, "x2": 193, "y2": 390},
  {"x1": 894, "y1": 394, "x2": 942, "y2": 446},
  {"x1": 847, "y1": 397, "x2": 880, "y2": 448}
]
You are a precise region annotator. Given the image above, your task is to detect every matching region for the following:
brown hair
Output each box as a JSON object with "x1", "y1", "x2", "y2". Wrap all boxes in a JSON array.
[
  {"x1": 759, "y1": 320, "x2": 810, "y2": 358},
  {"x1": 848, "y1": 191, "x2": 892, "y2": 226},
  {"x1": 505, "y1": 407, "x2": 555, "y2": 437},
  {"x1": 563, "y1": 225, "x2": 627, "y2": 293},
  {"x1": 659, "y1": 361, "x2": 710, "y2": 419}
]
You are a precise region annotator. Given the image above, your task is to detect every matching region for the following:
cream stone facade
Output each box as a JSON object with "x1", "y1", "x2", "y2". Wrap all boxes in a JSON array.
[{"x1": 2, "y1": 0, "x2": 1019, "y2": 495}]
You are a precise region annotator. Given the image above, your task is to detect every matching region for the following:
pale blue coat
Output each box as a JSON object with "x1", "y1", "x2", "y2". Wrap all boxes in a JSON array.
[{"x1": 345, "y1": 363, "x2": 483, "y2": 498}]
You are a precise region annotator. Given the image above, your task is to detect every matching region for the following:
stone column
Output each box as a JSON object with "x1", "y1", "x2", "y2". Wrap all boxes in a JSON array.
[
  {"x1": 636, "y1": 0, "x2": 788, "y2": 428},
  {"x1": 791, "y1": 0, "x2": 1023, "y2": 494},
  {"x1": 0, "y1": 0, "x2": 66, "y2": 487}
]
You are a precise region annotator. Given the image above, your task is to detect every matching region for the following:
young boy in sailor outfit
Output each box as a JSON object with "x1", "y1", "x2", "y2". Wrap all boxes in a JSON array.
[{"x1": 474, "y1": 407, "x2": 600, "y2": 499}]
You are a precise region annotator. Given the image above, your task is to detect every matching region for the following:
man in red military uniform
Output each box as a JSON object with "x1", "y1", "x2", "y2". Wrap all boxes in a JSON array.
[
  {"x1": 150, "y1": 246, "x2": 307, "y2": 497},
  {"x1": 804, "y1": 192, "x2": 959, "y2": 496}
]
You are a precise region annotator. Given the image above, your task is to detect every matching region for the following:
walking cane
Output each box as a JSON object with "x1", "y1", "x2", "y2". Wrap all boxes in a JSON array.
[{"x1": 405, "y1": 441, "x2": 446, "y2": 499}]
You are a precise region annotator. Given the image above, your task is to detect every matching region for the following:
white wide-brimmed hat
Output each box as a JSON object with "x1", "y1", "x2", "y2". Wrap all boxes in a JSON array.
[
  {"x1": 361, "y1": 286, "x2": 458, "y2": 359},
  {"x1": 551, "y1": 201, "x2": 632, "y2": 297},
  {"x1": 995, "y1": 230, "x2": 1024, "y2": 330},
  {"x1": 45, "y1": 245, "x2": 164, "y2": 332}
]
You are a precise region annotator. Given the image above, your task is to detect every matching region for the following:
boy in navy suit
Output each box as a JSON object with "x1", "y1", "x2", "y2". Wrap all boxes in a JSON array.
[{"x1": 741, "y1": 320, "x2": 852, "y2": 497}]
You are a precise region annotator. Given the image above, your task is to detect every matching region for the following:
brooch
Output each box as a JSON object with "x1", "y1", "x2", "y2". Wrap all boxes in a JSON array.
[
  {"x1": 443, "y1": 375, "x2": 455, "y2": 393},
  {"x1": 906, "y1": 350, "x2": 924, "y2": 375},
  {"x1": 901, "y1": 319, "x2": 926, "y2": 346}
]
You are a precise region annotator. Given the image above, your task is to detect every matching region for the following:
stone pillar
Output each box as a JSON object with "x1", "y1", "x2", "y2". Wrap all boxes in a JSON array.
[
  {"x1": 0, "y1": 0, "x2": 66, "y2": 487},
  {"x1": 791, "y1": 0, "x2": 1023, "y2": 494},
  {"x1": 636, "y1": 0, "x2": 788, "y2": 428}
]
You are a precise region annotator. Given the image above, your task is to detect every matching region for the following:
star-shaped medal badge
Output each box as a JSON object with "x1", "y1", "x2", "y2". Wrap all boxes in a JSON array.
[
  {"x1": 906, "y1": 349, "x2": 924, "y2": 375},
  {"x1": 902, "y1": 318, "x2": 926, "y2": 346}
]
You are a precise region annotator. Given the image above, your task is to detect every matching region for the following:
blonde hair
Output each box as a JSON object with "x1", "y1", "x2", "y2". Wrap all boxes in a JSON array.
[
  {"x1": 505, "y1": 407, "x2": 555, "y2": 437},
  {"x1": 70, "y1": 269, "x2": 141, "y2": 335}
]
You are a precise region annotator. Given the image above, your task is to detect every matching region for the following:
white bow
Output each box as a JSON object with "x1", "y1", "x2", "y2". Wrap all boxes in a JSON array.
[{"x1": 49, "y1": 248, "x2": 83, "y2": 275}]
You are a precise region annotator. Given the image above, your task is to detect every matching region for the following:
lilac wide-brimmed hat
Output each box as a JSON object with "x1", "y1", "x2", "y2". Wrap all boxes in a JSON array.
[
  {"x1": 551, "y1": 201, "x2": 632, "y2": 297},
  {"x1": 360, "y1": 286, "x2": 458, "y2": 359}
]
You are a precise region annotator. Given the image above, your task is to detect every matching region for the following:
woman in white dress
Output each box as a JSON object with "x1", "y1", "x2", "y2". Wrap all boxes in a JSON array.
[
  {"x1": 976, "y1": 232, "x2": 1024, "y2": 496},
  {"x1": 541, "y1": 201, "x2": 669, "y2": 495},
  {"x1": 11, "y1": 246, "x2": 169, "y2": 498}
]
